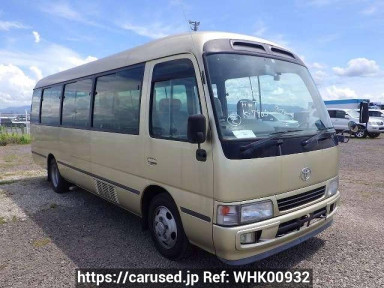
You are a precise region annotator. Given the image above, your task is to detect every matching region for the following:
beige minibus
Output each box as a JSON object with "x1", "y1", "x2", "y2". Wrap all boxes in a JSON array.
[{"x1": 31, "y1": 32, "x2": 340, "y2": 265}]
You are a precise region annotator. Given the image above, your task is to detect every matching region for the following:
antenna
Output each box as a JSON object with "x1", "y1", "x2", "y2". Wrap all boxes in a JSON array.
[{"x1": 188, "y1": 20, "x2": 200, "y2": 31}]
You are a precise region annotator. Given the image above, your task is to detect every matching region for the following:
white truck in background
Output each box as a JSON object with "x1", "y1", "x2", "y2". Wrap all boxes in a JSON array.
[{"x1": 327, "y1": 108, "x2": 384, "y2": 138}]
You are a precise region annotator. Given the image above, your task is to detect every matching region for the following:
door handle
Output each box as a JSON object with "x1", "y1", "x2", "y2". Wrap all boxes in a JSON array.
[{"x1": 147, "y1": 157, "x2": 157, "y2": 166}]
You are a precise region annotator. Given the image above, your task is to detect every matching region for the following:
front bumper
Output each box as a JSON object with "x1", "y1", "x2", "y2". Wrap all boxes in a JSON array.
[
  {"x1": 367, "y1": 125, "x2": 384, "y2": 133},
  {"x1": 213, "y1": 192, "x2": 340, "y2": 265}
]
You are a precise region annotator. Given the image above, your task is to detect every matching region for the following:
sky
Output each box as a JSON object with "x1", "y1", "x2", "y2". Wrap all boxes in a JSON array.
[{"x1": 0, "y1": 0, "x2": 383, "y2": 108}]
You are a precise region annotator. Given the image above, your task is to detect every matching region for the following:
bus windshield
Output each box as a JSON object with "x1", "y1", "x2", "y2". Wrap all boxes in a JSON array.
[{"x1": 205, "y1": 54, "x2": 332, "y2": 140}]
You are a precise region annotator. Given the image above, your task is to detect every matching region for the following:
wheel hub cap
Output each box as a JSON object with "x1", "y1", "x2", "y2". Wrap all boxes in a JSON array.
[{"x1": 153, "y1": 206, "x2": 177, "y2": 249}]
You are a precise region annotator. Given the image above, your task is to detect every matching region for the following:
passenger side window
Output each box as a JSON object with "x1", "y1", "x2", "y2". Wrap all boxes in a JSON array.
[
  {"x1": 335, "y1": 110, "x2": 346, "y2": 119},
  {"x1": 41, "y1": 85, "x2": 61, "y2": 125},
  {"x1": 31, "y1": 89, "x2": 42, "y2": 123},
  {"x1": 327, "y1": 110, "x2": 336, "y2": 118},
  {"x1": 93, "y1": 65, "x2": 144, "y2": 134},
  {"x1": 62, "y1": 79, "x2": 92, "y2": 128},
  {"x1": 150, "y1": 59, "x2": 201, "y2": 140}
]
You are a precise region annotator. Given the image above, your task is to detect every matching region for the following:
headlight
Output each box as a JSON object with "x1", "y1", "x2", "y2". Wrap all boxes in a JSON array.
[
  {"x1": 241, "y1": 202, "x2": 273, "y2": 223},
  {"x1": 327, "y1": 177, "x2": 339, "y2": 197},
  {"x1": 217, "y1": 200, "x2": 273, "y2": 226}
]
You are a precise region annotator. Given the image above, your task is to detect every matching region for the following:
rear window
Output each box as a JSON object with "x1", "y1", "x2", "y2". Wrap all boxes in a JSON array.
[{"x1": 31, "y1": 89, "x2": 41, "y2": 123}]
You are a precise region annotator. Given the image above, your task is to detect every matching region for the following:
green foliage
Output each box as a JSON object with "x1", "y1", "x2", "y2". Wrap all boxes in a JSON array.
[{"x1": 0, "y1": 131, "x2": 31, "y2": 146}]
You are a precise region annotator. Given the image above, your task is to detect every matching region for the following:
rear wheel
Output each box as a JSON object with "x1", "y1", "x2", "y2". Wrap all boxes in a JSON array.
[
  {"x1": 148, "y1": 193, "x2": 189, "y2": 260},
  {"x1": 368, "y1": 132, "x2": 380, "y2": 138},
  {"x1": 48, "y1": 158, "x2": 70, "y2": 193},
  {"x1": 354, "y1": 127, "x2": 367, "y2": 138}
]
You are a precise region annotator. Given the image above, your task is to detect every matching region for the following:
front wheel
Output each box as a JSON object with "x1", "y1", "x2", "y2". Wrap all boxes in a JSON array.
[
  {"x1": 368, "y1": 132, "x2": 380, "y2": 138},
  {"x1": 148, "y1": 193, "x2": 190, "y2": 260},
  {"x1": 49, "y1": 158, "x2": 70, "y2": 193},
  {"x1": 354, "y1": 127, "x2": 367, "y2": 138}
]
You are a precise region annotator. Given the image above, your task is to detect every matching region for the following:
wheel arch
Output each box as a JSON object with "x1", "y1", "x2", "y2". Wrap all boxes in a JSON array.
[{"x1": 141, "y1": 184, "x2": 175, "y2": 230}]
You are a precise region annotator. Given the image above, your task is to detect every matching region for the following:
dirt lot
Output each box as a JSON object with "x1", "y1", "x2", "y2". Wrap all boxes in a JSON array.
[{"x1": 0, "y1": 139, "x2": 383, "y2": 287}]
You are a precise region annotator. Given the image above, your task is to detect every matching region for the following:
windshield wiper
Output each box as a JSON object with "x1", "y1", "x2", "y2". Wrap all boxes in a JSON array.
[
  {"x1": 301, "y1": 128, "x2": 335, "y2": 148},
  {"x1": 240, "y1": 129, "x2": 303, "y2": 158}
]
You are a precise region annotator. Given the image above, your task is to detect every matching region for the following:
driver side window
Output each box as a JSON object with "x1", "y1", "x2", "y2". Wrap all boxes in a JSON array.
[{"x1": 150, "y1": 59, "x2": 201, "y2": 141}]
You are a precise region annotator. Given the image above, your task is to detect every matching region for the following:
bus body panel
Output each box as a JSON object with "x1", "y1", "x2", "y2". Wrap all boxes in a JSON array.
[
  {"x1": 90, "y1": 130, "x2": 144, "y2": 215},
  {"x1": 59, "y1": 128, "x2": 94, "y2": 191},
  {"x1": 31, "y1": 125, "x2": 47, "y2": 167},
  {"x1": 213, "y1": 146, "x2": 339, "y2": 203}
]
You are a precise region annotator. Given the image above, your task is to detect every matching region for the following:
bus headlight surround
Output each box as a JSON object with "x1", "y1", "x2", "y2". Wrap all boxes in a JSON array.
[
  {"x1": 217, "y1": 200, "x2": 273, "y2": 226},
  {"x1": 327, "y1": 177, "x2": 339, "y2": 197}
]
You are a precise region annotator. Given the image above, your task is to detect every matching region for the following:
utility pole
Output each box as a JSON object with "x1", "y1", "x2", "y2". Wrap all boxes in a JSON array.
[{"x1": 189, "y1": 20, "x2": 200, "y2": 31}]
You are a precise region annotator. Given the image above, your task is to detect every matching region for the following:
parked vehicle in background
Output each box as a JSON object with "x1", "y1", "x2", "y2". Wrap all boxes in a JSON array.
[
  {"x1": 261, "y1": 112, "x2": 300, "y2": 128},
  {"x1": 12, "y1": 115, "x2": 29, "y2": 128},
  {"x1": 14, "y1": 115, "x2": 30, "y2": 122},
  {"x1": 369, "y1": 103, "x2": 382, "y2": 110},
  {"x1": 355, "y1": 109, "x2": 384, "y2": 138},
  {"x1": 368, "y1": 109, "x2": 384, "y2": 119},
  {"x1": 327, "y1": 108, "x2": 383, "y2": 138},
  {"x1": 31, "y1": 31, "x2": 341, "y2": 265},
  {"x1": 0, "y1": 117, "x2": 13, "y2": 127}
]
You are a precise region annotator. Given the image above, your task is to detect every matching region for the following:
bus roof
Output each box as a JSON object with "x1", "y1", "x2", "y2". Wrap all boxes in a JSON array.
[{"x1": 35, "y1": 31, "x2": 286, "y2": 89}]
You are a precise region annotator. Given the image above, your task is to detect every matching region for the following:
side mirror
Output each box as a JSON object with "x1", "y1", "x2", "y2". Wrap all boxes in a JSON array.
[
  {"x1": 348, "y1": 121, "x2": 359, "y2": 133},
  {"x1": 187, "y1": 114, "x2": 206, "y2": 144},
  {"x1": 345, "y1": 115, "x2": 350, "y2": 119},
  {"x1": 360, "y1": 102, "x2": 369, "y2": 123},
  {"x1": 187, "y1": 114, "x2": 207, "y2": 162}
]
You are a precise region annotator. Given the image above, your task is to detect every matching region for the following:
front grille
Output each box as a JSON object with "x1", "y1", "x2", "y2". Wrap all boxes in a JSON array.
[{"x1": 277, "y1": 186, "x2": 326, "y2": 211}]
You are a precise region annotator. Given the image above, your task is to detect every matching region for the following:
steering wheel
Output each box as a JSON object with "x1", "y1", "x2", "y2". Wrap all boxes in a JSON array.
[{"x1": 227, "y1": 113, "x2": 241, "y2": 126}]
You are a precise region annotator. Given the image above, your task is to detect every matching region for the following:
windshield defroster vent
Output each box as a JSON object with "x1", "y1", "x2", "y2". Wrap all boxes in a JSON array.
[
  {"x1": 231, "y1": 40, "x2": 266, "y2": 53},
  {"x1": 270, "y1": 47, "x2": 296, "y2": 59}
]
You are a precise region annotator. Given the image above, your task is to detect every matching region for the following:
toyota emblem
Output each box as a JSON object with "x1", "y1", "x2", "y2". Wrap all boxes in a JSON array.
[{"x1": 300, "y1": 167, "x2": 312, "y2": 182}]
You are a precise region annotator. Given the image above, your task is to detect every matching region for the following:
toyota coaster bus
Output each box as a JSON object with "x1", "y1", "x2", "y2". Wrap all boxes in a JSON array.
[{"x1": 31, "y1": 32, "x2": 340, "y2": 265}]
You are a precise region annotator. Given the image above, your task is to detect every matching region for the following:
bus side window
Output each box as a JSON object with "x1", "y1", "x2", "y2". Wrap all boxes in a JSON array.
[
  {"x1": 62, "y1": 79, "x2": 92, "y2": 128},
  {"x1": 31, "y1": 89, "x2": 42, "y2": 123},
  {"x1": 93, "y1": 65, "x2": 144, "y2": 134},
  {"x1": 41, "y1": 85, "x2": 61, "y2": 126},
  {"x1": 150, "y1": 59, "x2": 201, "y2": 140}
]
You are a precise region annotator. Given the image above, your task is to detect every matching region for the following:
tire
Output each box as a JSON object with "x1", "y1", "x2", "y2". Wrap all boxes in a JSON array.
[
  {"x1": 48, "y1": 158, "x2": 70, "y2": 193},
  {"x1": 368, "y1": 132, "x2": 380, "y2": 138},
  {"x1": 148, "y1": 193, "x2": 190, "y2": 260},
  {"x1": 354, "y1": 127, "x2": 367, "y2": 138}
]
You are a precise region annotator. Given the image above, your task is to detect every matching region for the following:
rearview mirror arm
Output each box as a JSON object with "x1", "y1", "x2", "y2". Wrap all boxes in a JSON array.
[{"x1": 196, "y1": 132, "x2": 207, "y2": 161}]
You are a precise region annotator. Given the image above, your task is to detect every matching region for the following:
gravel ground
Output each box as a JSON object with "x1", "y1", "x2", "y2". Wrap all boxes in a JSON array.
[{"x1": 0, "y1": 141, "x2": 383, "y2": 287}]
